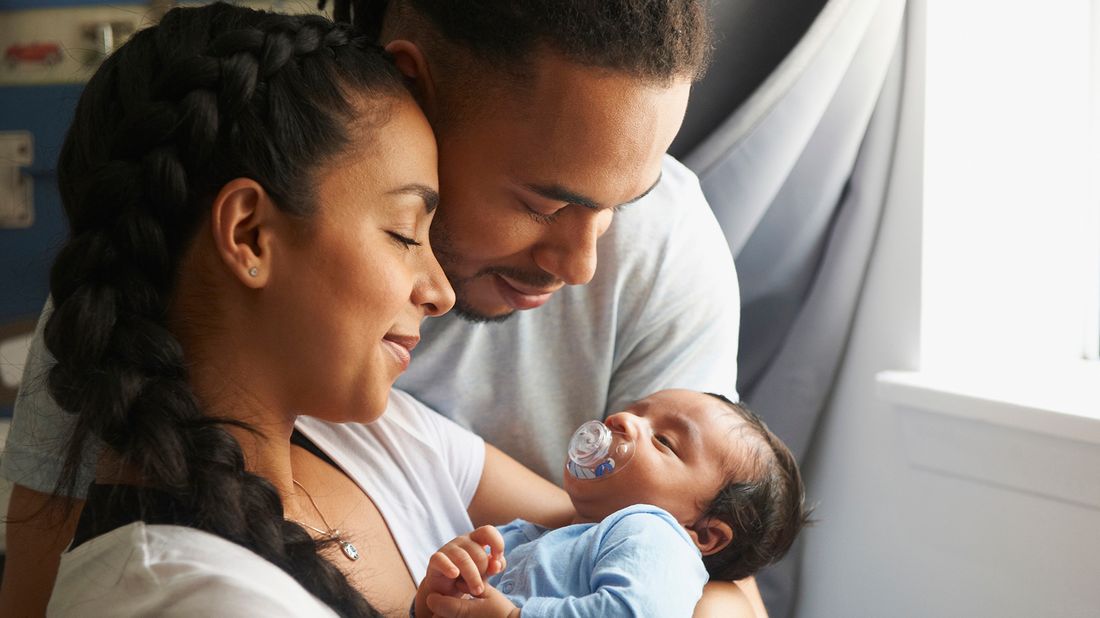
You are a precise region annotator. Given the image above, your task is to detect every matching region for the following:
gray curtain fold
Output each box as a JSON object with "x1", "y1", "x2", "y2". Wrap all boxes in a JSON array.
[
  {"x1": 684, "y1": 0, "x2": 908, "y2": 615},
  {"x1": 752, "y1": 40, "x2": 905, "y2": 618},
  {"x1": 669, "y1": 0, "x2": 828, "y2": 160}
]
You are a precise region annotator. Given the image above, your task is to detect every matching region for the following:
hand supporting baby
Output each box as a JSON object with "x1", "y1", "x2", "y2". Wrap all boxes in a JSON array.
[{"x1": 414, "y1": 525, "x2": 521, "y2": 618}]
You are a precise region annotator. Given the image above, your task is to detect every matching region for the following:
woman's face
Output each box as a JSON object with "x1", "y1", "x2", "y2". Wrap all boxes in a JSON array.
[{"x1": 264, "y1": 96, "x2": 454, "y2": 423}]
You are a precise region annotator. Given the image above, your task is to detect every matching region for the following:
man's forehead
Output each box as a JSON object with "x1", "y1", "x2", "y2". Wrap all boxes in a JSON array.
[{"x1": 480, "y1": 57, "x2": 687, "y2": 205}]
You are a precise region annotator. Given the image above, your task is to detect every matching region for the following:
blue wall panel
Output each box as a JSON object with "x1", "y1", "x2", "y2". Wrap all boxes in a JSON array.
[{"x1": 0, "y1": 84, "x2": 81, "y2": 416}]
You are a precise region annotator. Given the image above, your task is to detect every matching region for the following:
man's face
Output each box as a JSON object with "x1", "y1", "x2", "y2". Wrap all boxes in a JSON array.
[{"x1": 428, "y1": 53, "x2": 692, "y2": 321}]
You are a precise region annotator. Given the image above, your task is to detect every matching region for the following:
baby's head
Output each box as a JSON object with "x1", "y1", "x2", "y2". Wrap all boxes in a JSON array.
[{"x1": 562, "y1": 389, "x2": 810, "y2": 581}]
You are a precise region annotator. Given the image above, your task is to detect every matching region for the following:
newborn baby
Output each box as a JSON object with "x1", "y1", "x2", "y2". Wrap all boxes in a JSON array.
[{"x1": 415, "y1": 389, "x2": 811, "y2": 618}]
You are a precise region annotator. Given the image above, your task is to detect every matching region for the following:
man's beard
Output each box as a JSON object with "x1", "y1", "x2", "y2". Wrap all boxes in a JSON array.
[
  {"x1": 447, "y1": 265, "x2": 516, "y2": 325},
  {"x1": 448, "y1": 266, "x2": 560, "y2": 324},
  {"x1": 431, "y1": 226, "x2": 559, "y2": 324}
]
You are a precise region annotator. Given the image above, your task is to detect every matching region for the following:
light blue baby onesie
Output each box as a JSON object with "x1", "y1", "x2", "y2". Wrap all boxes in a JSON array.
[{"x1": 488, "y1": 504, "x2": 709, "y2": 617}]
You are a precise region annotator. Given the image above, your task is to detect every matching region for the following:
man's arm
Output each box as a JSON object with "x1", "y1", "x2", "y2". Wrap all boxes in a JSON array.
[
  {"x1": 0, "y1": 301, "x2": 100, "y2": 615},
  {"x1": 467, "y1": 444, "x2": 574, "y2": 530},
  {"x1": 736, "y1": 576, "x2": 768, "y2": 617},
  {"x1": 694, "y1": 580, "x2": 764, "y2": 618},
  {"x1": 0, "y1": 485, "x2": 83, "y2": 616},
  {"x1": 421, "y1": 566, "x2": 764, "y2": 618}
]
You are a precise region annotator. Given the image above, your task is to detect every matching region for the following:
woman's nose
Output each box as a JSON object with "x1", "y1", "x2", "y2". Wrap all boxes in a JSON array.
[{"x1": 416, "y1": 250, "x2": 456, "y2": 317}]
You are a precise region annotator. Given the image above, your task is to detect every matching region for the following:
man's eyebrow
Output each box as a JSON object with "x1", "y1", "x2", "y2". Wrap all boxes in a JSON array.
[
  {"x1": 388, "y1": 184, "x2": 439, "y2": 213},
  {"x1": 524, "y1": 172, "x2": 663, "y2": 211}
]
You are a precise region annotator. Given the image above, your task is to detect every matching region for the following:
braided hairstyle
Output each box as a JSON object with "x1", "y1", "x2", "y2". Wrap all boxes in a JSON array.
[
  {"x1": 47, "y1": 4, "x2": 407, "y2": 615},
  {"x1": 321, "y1": 0, "x2": 712, "y2": 82}
]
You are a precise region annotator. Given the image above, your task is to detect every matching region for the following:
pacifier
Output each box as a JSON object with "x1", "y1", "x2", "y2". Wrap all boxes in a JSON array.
[{"x1": 566, "y1": 420, "x2": 635, "y2": 480}]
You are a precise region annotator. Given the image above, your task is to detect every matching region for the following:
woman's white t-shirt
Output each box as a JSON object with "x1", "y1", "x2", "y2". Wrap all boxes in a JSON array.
[{"x1": 47, "y1": 389, "x2": 486, "y2": 616}]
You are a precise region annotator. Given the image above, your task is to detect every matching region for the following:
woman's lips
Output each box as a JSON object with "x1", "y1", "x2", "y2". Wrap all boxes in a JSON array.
[
  {"x1": 382, "y1": 334, "x2": 418, "y2": 371},
  {"x1": 493, "y1": 274, "x2": 558, "y2": 310}
]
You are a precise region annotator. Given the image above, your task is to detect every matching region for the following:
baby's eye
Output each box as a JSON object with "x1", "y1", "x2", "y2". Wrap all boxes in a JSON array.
[{"x1": 655, "y1": 435, "x2": 676, "y2": 454}]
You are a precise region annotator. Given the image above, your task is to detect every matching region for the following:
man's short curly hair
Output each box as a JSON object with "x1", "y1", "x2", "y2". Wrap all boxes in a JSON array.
[{"x1": 327, "y1": 0, "x2": 713, "y2": 83}]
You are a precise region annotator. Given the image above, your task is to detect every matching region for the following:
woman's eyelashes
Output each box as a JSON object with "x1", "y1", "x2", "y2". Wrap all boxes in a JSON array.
[{"x1": 386, "y1": 231, "x2": 422, "y2": 249}]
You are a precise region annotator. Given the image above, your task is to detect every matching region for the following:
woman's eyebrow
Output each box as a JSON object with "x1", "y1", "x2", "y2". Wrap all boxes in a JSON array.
[{"x1": 388, "y1": 183, "x2": 440, "y2": 213}]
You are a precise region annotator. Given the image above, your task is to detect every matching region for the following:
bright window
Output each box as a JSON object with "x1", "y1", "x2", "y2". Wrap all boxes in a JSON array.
[
  {"x1": 922, "y1": 0, "x2": 1100, "y2": 376},
  {"x1": 1089, "y1": 0, "x2": 1100, "y2": 361}
]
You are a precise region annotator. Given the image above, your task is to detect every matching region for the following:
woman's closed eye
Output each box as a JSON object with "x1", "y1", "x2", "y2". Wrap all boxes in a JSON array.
[{"x1": 387, "y1": 231, "x2": 422, "y2": 249}]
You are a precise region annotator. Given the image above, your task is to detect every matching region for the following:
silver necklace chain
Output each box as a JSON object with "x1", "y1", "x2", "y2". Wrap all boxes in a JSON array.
[{"x1": 289, "y1": 479, "x2": 360, "y2": 561}]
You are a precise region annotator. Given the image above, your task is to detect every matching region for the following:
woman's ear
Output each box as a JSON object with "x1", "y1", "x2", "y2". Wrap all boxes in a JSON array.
[
  {"x1": 384, "y1": 39, "x2": 438, "y2": 117},
  {"x1": 687, "y1": 517, "x2": 734, "y2": 557},
  {"x1": 209, "y1": 178, "x2": 276, "y2": 288}
]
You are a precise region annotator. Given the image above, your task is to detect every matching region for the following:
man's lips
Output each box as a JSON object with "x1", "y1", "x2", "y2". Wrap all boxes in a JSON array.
[
  {"x1": 493, "y1": 274, "x2": 561, "y2": 310},
  {"x1": 382, "y1": 334, "x2": 418, "y2": 370}
]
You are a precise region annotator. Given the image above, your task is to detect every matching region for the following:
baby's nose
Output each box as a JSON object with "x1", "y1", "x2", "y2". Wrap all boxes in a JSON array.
[{"x1": 605, "y1": 412, "x2": 641, "y2": 439}]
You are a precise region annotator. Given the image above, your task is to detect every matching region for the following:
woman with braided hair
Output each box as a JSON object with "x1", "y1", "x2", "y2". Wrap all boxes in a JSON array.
[{"x1": 17, "y1": 3, "x2": 568, "y2": 616}]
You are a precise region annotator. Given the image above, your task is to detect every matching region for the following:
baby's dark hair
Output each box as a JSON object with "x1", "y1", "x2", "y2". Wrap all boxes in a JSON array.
[
  {"x1": 700, "y1": 393, "x2": 812, "y2": 581},
  {"x1": 324, "y1": 0, "x2": 712, "y2": 82}
]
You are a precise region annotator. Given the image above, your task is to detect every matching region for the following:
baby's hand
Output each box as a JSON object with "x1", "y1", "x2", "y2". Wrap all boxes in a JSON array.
[
  {"x1": 427, "y1": 525, "x2": 507, "y2": 595},
  {"x1": 426, "y1": 583, "x2": 520, "y2": 618},
  {"x1": 415, "y1": 526, "x2": 507, "y2": 618}
]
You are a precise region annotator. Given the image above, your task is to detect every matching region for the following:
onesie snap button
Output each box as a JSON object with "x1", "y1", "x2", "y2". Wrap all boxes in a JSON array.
[{"x1": 501, "y1": 581, "x2": 515, "y2": 594}]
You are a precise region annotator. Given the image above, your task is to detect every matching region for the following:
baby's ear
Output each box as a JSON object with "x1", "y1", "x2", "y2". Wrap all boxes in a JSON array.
[{"x1": 686, "y1": 517, "x2": 733, "y2": 556}]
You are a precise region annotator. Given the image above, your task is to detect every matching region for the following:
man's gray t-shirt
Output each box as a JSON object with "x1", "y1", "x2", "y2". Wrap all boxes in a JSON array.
[{"x1": 2, "y1": 155, "x2": 739, "y2": 492}]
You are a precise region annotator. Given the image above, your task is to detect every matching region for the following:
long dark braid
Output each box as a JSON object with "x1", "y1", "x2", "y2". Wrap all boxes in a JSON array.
[{"x1": 46, "y1": 4, "x2": 405, "y2": 615}]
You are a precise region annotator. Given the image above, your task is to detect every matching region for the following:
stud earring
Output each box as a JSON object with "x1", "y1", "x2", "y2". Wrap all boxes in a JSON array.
[{"x1": 248, "y1": 267, "x2": 259, "y2": 277}]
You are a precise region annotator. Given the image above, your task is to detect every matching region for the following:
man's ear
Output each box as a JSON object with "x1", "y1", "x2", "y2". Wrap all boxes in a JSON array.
[
  {"x1": 209, "y1": 178, "x2": 277, "y2": 289},
  {"x1": 687, "y1": 517, "x2": 734, "y2": 557},
  {"x1": 384, "y1": 39, "x2": 438, "y2": 117}
]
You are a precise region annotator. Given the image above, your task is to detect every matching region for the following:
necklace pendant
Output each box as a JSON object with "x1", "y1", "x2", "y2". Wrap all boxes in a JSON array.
[{"x1": 340, "y1": 540, "x2": 360, "y2": 561}]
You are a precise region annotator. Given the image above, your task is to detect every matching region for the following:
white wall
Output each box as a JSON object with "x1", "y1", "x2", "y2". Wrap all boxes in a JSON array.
[{"x1": 794, "y1": 4, "x2": 1100, "y2": 616}]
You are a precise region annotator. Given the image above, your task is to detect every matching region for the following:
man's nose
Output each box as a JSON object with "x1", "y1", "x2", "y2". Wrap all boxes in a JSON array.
[{"x1": 532, "y1": 210, "x2": 607, "y2": 286}]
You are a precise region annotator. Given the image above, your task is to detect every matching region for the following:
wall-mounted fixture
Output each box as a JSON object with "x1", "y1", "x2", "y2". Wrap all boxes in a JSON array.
[
  {"x1": 0, "y1": 4, "x2": 144, "y2": 86},
  {"x1": 0, "y1": 131, "x2": 32, "y2": 229},
  {"x1": 82, "y1": 19, "x2": 136, "y2": 66}
]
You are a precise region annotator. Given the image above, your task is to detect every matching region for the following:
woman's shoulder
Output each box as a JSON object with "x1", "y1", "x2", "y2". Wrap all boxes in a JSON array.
[{"x1": 50, "y1": 522, "x2": 336, "y2": 617}]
